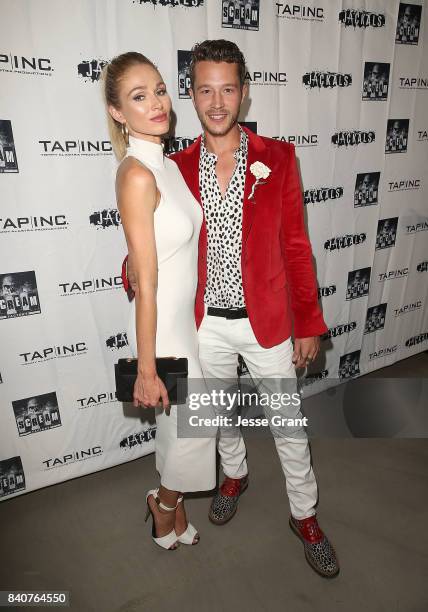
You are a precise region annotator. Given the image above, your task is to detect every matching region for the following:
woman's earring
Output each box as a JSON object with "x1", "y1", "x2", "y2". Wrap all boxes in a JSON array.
[{"x1": 121, "y1": 122, "x2": 129, "y2": 147}]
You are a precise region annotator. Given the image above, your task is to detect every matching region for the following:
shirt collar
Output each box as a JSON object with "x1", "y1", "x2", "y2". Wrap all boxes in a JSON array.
[{"x1": 200, "y1": 124, "x2": 248, "y2": 163}]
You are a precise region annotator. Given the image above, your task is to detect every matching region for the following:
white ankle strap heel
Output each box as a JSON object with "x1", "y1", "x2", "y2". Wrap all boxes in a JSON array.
[
  {"x1": 145, "y1": 488, "x2": 179, "y2": 550},
  {"x1": 175, "y1": 494, "x2": 200, "y2": 545}
]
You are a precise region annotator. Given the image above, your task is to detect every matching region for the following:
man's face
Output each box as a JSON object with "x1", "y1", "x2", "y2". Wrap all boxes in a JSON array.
[{"x1": 190, "y1": 61, "x2": 247, "y2": 137}]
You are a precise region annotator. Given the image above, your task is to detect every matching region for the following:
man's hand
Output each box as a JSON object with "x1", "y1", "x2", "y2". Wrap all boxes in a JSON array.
[{"x1": 292, "y1": 336, "x2": 320, "y2": 369}]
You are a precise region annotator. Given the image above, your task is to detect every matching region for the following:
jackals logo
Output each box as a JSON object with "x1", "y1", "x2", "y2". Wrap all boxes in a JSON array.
[
  {"x1": 120, "y1": 427, "x2": 156, "y2": 449},
  {"x1": 385, "y1": 119, "x2": 409, "y2": 153},
  {"x1": 165, "y1": 136, "x2": 197, "y2": 154},
  {"x1": 303, "y1": 71, "x2": 352, "y2": 89},
  {"x1": 222, "y1": 0, "x2": 260, "y2": 31},
  {"x1": 332, "y1": 130, "x2": 375, "y2": 147},
  {"x1": 276, "y1": 3, "x2": 324, "y2": 21},
  {"x1": 362, "y1": 63, "x2": 390, "y2": 101},
  {"x1": 338, "y1": 9, "x2": 385, "y2": 28},
  {"x1": 0, "y1": 215, "x2": 68, "y2": 234},
  {"x1": 240, "y1": 121, "x2": 258, "y2": 134},
  {"x1": 12, "y1": 392, "x2": 61, "y2": 437},
  {"x1": 324, "y1": 233, "x2": 366, "y2": 251},
  {"x1": 417, "y1": 261, "x2": 428, "y2": 272},
  {"x1": 0, "y1": 53, "x2": 53, "y2": 76},
  {"x1": 0, "y1": 271, "x2": 41, "y2": 320},
  {"x1": 304, "y1": 186, "x2": 343, "y2": 205},
  {"x1": 106, "y1": 332, "x2": 129, "y2": 350},
  {"x1": 237, "y1": 354, "x2": 250, "y2": 377},
  {"x1": 39, "y1": 140, "x2": 112, "y2": 156},
  {"x1": 354, "y1": 172, "x2": 380, "y2": 207},
  {"x1": 177, "y1": 50, "x2": 192, "y2": 99},
  {"x1": 42, "y1": 446, "x2": 103, "y2": 470},
  {"x1": 0, "y1": 120, "x2": 18, "y2": 172},
  {"x1": 321, "y1": 321, "x2": 357, "y2": 341},
  {"x1": 364, "y1": 304, "x2": 387, "y2": 334},
  {"x1": 339, "y1": 350, "x2": 361, "y2": 379},
  {"x1": 89, "y1": 209, "x2": 121, "y2": 229},
  {"x1": 77, "y1": 59, "x2": 108, "y2": 83},
  {"x1": 396, "y1": 3, "x2": 422, "y2": 45},
  {"x1": 0, "y1": 457, "x2": 25, "y2": 498},
  {"x1": 318, "y1": 284, "x2": 336, "y2": 298},
  {"x1": 59, "y1": 275, "x2": 123, "y2": 296},
  {"x1": 405, "y1": 332, "x2": 428, "y2": 347},
  {"x1": 346, "y1": 267, "x2": 371, "y2": 300},
  {"x1": 375, "y1": 218, "x2": 398, "y2": 250},
  {"x1": 272, "y1": 133, "x2": 318, "y2": 147},
  {"x1": 132, "y1": 0, "x2": 204, "y2": 5}
]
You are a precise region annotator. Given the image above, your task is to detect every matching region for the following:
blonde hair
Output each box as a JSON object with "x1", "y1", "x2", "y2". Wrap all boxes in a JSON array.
[{"x1": 101, "y1": 51, "x2": 157, "y2": 161}]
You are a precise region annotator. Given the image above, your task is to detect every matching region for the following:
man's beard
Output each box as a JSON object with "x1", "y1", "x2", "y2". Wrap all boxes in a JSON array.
[{"x1": 197, "y1": 108, "x2": 239, "y2": 137}]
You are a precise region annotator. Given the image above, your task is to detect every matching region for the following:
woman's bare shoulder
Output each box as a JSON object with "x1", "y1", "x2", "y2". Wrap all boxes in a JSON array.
[{"x1": 116, "y1": 155, "x2": 156, "y2": 190}]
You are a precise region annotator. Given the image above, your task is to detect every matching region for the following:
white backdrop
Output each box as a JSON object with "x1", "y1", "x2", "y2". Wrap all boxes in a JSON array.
[{"x1": 1, "y1": 0, "x2": 427, "y2": 500}]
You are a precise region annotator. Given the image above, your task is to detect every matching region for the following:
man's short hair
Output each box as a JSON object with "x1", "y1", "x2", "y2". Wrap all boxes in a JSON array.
[{"x1": 189, "y1": 39, "x2": 247, "y2": 89}]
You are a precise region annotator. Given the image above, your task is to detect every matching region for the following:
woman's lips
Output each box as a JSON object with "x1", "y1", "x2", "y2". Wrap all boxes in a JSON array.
[{"x1": 151, "y1": 113, "x2": 168, "y2": 123}]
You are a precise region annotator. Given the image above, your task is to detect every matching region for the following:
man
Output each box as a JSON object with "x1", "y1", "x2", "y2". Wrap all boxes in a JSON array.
[{"x1": 122, "y1": 39, "x2": 339, "y2": 578}]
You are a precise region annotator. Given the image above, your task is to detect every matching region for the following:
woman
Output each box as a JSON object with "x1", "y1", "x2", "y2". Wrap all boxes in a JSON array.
[{"x1": 102, "y1": 52, "x2": 216, "y2": 550}]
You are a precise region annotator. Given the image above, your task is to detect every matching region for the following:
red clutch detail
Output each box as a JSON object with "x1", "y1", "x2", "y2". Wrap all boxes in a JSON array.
[{"x1": 121, "y1": 255, "x2": 129, "y2": 292}]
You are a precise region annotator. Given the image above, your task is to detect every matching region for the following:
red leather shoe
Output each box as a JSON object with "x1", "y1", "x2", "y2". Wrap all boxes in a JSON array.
[
  {"x1": 289, "y1": 514, "x2": 340, "y2": 578},
  {"x1": 208, "y1": 475, "x2": 249, "y2": 525}
]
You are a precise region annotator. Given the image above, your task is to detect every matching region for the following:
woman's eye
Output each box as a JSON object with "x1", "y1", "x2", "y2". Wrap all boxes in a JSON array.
[
  {"x1": 157, "y1": 89, "x2": 166, "y2": 96},
  {"x1": 134, "y1": 94, "x2": 145, "y2": 101}
]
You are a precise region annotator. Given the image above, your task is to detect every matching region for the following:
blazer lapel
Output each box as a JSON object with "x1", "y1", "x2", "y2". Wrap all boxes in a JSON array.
[
  {"x1": 241, "y1": 126, "x2": 270, "y2": 245},
  {"x1": 177, "y1": 136, "x2": 202, "y2": 206}
]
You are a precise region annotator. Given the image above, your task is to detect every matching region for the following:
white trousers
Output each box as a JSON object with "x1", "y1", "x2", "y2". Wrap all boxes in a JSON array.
[{"x1": 198, "y1": 306, "x2": 318, "y2": 519}]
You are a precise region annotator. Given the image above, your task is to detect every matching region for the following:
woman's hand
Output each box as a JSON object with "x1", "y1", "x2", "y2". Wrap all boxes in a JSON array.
[{"x1": 133, "y1": 373, "x2": 170, "y2": 410}]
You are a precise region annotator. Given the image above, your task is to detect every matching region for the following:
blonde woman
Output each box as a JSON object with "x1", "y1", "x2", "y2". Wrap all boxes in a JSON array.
[{"x1": 102, "y1": 52, "x2": 215, "y2": 550}]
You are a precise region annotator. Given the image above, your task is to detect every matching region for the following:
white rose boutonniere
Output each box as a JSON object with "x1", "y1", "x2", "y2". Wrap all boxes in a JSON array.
[{"x1": 249, "y1": 161, "x2": 271, "y2": 200}]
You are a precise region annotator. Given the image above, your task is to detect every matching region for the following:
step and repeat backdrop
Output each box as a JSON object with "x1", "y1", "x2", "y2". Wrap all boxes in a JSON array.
[{"x1": 1, "y1": 0, "x2": 427, "y2": 500}]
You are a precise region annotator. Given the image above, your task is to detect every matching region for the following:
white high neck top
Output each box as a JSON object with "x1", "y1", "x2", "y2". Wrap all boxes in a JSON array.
[{"x1": 127, "y1": 134, "x2": 165, "y2": 169}]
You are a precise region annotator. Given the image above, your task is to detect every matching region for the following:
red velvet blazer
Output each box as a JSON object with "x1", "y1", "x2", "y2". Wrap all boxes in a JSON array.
[{"x1": 169, "y1": 126, "x2": 328, "y2": 348}]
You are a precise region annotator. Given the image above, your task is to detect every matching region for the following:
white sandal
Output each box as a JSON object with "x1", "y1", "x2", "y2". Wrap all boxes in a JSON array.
[
  {"x1": 175, "y1": 495, "x2": 200, "y2": 545},
  {"x1": 145, "y1": 488, "x2": 179, "y2": 550}
]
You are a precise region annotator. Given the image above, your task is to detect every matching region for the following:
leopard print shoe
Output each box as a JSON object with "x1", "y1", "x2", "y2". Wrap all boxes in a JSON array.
[
  {"x1": 208, "y1": 475, "x2": 249, "y2": 525},
  {"x1": 289, "y1": 514, "x2": 339, "y2": 578}
]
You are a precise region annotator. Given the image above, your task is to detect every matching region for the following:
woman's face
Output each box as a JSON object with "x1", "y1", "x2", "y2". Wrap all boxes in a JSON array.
[{"x1": 109, "y1": 63, "x2": 171, "y2": 142}]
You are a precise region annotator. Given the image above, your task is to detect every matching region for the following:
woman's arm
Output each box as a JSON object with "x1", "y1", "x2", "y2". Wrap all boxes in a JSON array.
[{"x1": 116, "y1": 158, "x2": 169, "y2": 409}]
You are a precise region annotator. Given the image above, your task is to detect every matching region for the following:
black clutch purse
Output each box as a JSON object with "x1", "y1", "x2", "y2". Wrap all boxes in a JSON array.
[{"x1": 114, "y1": 357, "x2": 188, "y2": 405}]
